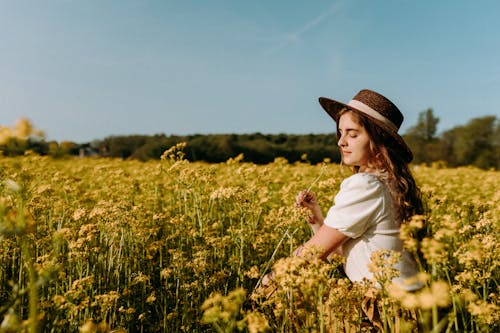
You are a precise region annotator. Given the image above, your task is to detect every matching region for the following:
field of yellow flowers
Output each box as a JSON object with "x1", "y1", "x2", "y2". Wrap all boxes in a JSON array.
[{"x1": 0, "y1": 146, "x2": 498, "y2": 332}]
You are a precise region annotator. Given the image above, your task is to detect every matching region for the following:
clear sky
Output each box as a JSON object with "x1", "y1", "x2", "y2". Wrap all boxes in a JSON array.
[{"x1": 1, "y1": 0, "x2": 499, "y2": 143}]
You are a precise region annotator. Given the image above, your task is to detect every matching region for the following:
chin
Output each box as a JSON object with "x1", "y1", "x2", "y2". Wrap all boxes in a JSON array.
[{"x1": 342, "y1": 159, "x2": 353, "y2": 166}]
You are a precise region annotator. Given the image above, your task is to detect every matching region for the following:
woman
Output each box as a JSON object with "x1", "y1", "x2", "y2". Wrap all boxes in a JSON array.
[{"x1": 263, "y1": 89, "x2": 423, "y2": 291}]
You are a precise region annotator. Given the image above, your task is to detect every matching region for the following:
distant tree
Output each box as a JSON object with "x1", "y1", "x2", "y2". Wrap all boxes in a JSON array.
[
  {"x1": 429, "y1": 127, "x2": 462, "y2": 166},
  {"x1": 102, "y1": 135, "x2": 150, "y2": 159},
  {"x1": 27, "y1": 138, "x2": 49, "y2": 155},
  {"x1": 0, "y1": 118, "x2": 46, "y2": 156},
  {"x1": 60, "y1": 141, "x2": 78, "y2": 155},
  {"x1": 1, "y1": 138, "x2": 28, "y2": 156},
  {"x1": 186, "y1": 135, "x2": 236, "y2": 162},
  {"x1": 130, "y1": 134, "x2": 171, "y2": 161},
  {"x1": 452, "y1": 116, "x2": 497, "y2": 168},
  {"x1": 494, "y1": 120, "x2": 500, "y2": 169},
  {"x1": 406, "y1": 108, "x2": 439, "y2": 141},
  {"x1": 404, "y1": 108, "x2": 440, "y2": 164},
  {"x1": 45, "y1": 141, "x2": 78, "y2": 158},
  {"x1": 48, "y1": 141, "x2": 61, "y2": 157},
  {"x1": 272, "y1": 133, "x2": 287, "y2": 145}
]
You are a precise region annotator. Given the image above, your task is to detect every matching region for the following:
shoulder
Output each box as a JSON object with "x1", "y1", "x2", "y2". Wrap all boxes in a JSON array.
[
  {"x1": 340, "y1": 173, "x2": 384, "y2": 192},
  {"x1": 326, "y1": 173, "x2": 387, "y2": 237},
  {"x1": 334, "y1": 173, "x2": 386, "y2": 206}
]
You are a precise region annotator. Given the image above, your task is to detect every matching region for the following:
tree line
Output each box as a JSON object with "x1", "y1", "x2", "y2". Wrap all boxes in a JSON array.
[
  {"x1": 403, "y1": 110, "x2": 499, "y2": 169},
  {"x1": 1, "y1": 112, "x2": 499, "y2": 169}
]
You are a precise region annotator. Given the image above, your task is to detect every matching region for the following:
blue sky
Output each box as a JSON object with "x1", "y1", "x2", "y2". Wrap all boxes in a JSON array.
[{"x1": 1, "y1": 0, "x2": 499, "y2": 143}]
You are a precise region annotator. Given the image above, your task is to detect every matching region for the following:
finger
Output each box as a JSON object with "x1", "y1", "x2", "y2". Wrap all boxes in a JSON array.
[
  {"x1": 300, "y1": 191, "x2": 311, "y2": 206},
  {"x1": 262, "y1": 275, "x2": 269, "y2": 287},
  {"x1": 303, "y1": 191, "x2": 315, "y2": 204},
  {"x1": 262, "y1": 271, "x2": 274, "y2": 287},
  {"x1": 294, "y1": 191, "x2": 307, "y2": 207}
]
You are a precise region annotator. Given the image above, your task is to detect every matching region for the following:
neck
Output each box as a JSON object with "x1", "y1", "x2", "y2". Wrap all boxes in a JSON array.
[{"x1": 359, "y1": 165, "x2": 373, "y2": 173}]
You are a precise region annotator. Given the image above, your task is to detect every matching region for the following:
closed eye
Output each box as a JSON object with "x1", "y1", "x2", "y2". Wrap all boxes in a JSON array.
[{"x1": 339, "y1": 129, "x2": 359, "y2": 137}]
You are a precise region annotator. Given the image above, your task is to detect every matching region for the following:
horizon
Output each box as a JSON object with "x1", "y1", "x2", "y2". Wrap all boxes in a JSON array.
[{"x1": 3, "y1": 110, "x2": 497, "y2": 145}]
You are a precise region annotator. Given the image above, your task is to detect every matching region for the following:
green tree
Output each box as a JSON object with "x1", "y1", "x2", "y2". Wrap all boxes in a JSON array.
[
  {"x1": 407, "y1": 108, "x2": 439, "y2": 141},
  {"x1": 404, "y1": 108, "x2": 440, "y2": 164},
  {"x1": 433, "y1": 127, "x2": 462, "y2": 166},
  {"x1": 452, "y1": 116, "x2": 497, "y2": 168},
  {"x1": 494, "y1": 120, "x2": 500, "y2": 169}
]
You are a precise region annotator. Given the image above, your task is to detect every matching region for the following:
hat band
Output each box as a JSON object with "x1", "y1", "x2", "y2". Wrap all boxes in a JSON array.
[{"x1": 347, "y1": 100, "x2": 399, "y2": 132}]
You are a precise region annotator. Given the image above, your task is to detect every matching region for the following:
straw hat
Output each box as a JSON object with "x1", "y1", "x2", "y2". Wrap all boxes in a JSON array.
[{"x1": 318, "y1": 89, "x2": 413, "y2": 163}]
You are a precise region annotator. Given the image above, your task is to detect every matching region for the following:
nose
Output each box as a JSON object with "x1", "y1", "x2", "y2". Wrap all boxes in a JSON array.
[{"x1": 337, "y1": 135, "x2": 346, "y2": 147}]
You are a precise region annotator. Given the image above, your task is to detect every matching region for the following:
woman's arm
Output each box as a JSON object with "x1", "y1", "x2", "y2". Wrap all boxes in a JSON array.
[
  {"x1": 298, "y1": 224, "x2": 348, "y2": 260},
  {"x1": 295, "y1": 190, "x2": 347, "y2": 256},
  {"x1": 262, "y1": 192, "x2": 347, "y2": 287},
  {"x1": 262, "y1": 224, "x2": 347, "y2": 287}
]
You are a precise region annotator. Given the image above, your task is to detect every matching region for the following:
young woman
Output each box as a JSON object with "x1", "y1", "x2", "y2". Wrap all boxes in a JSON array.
[{"x1": 263, "y1": 89, "x2": 423, "y2": 291}]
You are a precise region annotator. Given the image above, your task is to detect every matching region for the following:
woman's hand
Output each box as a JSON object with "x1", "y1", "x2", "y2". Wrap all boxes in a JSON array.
[
  {"x1": 295, "y1": 190, "x2": 324, "y2": 226},
  {"x1": 261, "y1": 271, "x2": 274, "y2": 287},
  {"x1": 295, "y1": 190, "x2": 317, "y2": 209}
]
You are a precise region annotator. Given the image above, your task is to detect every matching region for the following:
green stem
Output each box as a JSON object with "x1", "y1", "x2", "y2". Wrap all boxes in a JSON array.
[
  {"x1": 21, "y1": 238, "x2": 38, "y2": 333},
  {"x1": 381, "y1": 301, "x2": 389, "y2": 333},
  {"x1": 432, "y1": 305, "x2": 438, "y2": 332},
  {"x1": 318, "y1": 284, "x2": 324, "y2": 333}
]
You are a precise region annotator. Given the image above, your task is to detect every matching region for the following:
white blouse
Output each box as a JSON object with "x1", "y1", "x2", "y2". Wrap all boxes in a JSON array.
[{"x1": 324, "y1": 172, "x2": 421, "y2": 290}]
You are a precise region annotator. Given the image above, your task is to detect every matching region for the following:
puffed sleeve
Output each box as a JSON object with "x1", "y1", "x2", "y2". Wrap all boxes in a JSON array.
[{"x1": 323, "y1": 173, "x2": 384, "y2": 239}]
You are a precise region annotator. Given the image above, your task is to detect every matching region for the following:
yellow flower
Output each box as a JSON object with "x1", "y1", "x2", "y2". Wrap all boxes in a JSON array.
[
  {"x1": 245, "y1": 312, "x2": 270, "y2": 333},
  {"x1": 72, "y1": 208, "x2": 86, "y2": 221},
  {"x1": 430, "y1": 281, "x2": 450, "y2": 307},
  {"x1": 146, "y1": 291, "x2": 156, "y2": 303},
  {"x1": 0, "y1": 126, "x2": 13, "y2": 144},
  {"x1": 468, "y1": 300, "x2": 499, "y2": 325},
  {"x1": 245, "y1": 265, "x2": 261, "y2": 279},
  {"x1": 421, "y1": 237, "x2": 446, "y2": 264}
]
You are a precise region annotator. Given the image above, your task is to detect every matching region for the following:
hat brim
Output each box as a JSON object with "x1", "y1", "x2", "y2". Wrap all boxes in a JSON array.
[{"x1": 318, "y1": 97, "x2": 413, "y2": 163}]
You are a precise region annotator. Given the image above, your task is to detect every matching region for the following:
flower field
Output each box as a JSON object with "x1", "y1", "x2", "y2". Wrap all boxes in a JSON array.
[{"x1": 0, "y1": 148, "x2": 498, "y2": 332}]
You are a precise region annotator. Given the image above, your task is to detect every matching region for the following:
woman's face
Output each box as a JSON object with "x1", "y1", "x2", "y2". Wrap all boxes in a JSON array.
[{"x1": 337, "y1": 112, "x2": 372, "y2": 170}]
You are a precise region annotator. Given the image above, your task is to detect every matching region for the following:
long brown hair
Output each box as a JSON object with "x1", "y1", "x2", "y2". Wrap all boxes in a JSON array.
[{"x1": 337, "y1": 109, "x2": 423, "y2": 222}]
